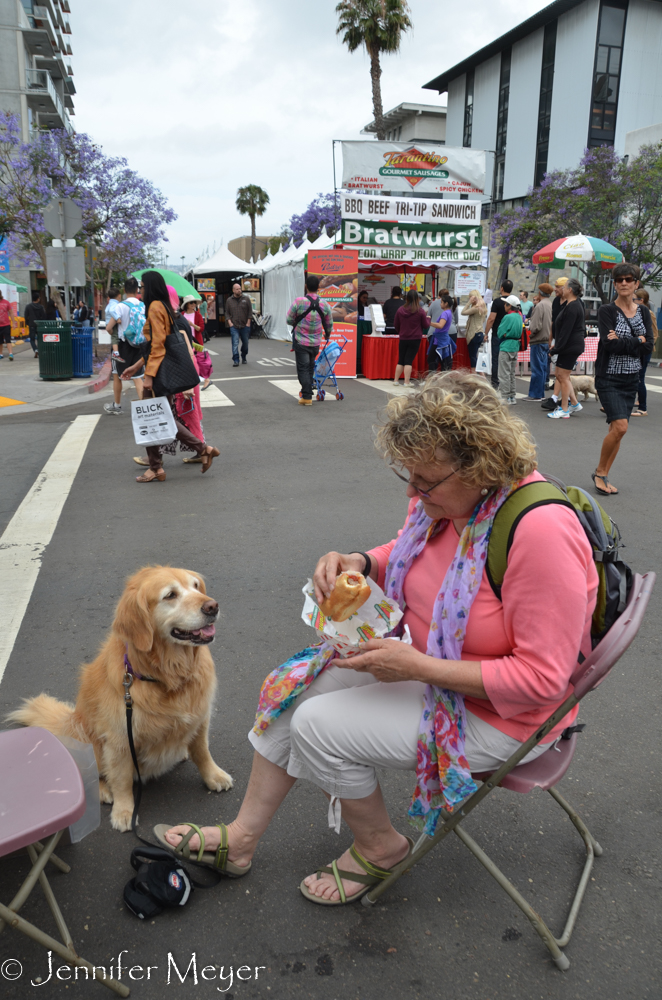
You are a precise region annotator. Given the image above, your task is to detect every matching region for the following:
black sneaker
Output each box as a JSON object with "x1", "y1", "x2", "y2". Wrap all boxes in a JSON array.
[{"x1": 540, "y1": 397, "x2": 557, "y2": 411}]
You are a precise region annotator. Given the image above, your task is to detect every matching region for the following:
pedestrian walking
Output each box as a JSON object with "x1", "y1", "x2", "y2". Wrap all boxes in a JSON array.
[
  {"x1": 0, "y1": 290, "x2": 13, "y2": 361},
  {"x1": 592, "y1": 263, "x2": 654, "y2": 496},
  {"x1": 286, "y1": 275, "x2": 333, "y2": 406},
  {"x1": 427, "y1": 292, "x2": 455, "y2": 372},
  {"x1": 497, "y1": 295, "x2": 523, "y2": 404},
  {"x1": 520, "y1": 291, "x2": 533, "y2": 318},
  {"x1": 23, "y1": 291, "x2": 46, "y2": 358},
  {"x1": 541, "y1": 277, "x2": 569, "y2": 407},
  {"x1": 225, "y1": 283, "x2": 253, "y2": 366},
  {"x1": 546, "y1": 278, "x2": 586, "y2": 420},
  {"x1": 182, "y1": 295, "x2": 205, "y2": 346},
  {"x1": 484, "y1": 279, "x2": 514, "y2": 389},
  {"x1": 393, "y1": 289, "x2": 431, "y2": 387},
  {"x1": 525, "y1": 283, "x2": 553, "y2": 400},
  {"x1": 461, "y1": 290, "x2": 487, "y2": 371},
  {"x1": 632, "y1": 288, "x2": 657, "y2": 416},
  {"x1": 103, "y1": 279, "x2": 146, "y2": 416},
  {"x1": 122, "y1": 270, "x2": 219, "y2": 482},
  {"x1": 382, "y1": 286, "x2": 402, "y2": 334}
]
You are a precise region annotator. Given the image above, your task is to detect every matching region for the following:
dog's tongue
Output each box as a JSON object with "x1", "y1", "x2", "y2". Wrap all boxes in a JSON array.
[{"x1": 200, "y1": 624, "x2": 216, "y2": 638}]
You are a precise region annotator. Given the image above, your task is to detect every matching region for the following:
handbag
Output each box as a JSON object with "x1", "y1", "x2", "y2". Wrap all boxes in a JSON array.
[
  {"x1": 476, "y1": 344, "x2": 491, "y2": 375},
  {"x1": 131, "y1": 397, "x2": 177, "y2": 446},
  {"x1": 149, "y1": 321, "x2": 200, "y2": 396},
  {"x1": 196, "y1": 350, "x2": 213, "y2": 379}
]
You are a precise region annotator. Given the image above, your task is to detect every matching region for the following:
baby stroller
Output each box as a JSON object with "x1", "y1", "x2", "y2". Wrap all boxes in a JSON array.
[{"x1": 312, "y1": 336, "x2": 347, "y2": 401}]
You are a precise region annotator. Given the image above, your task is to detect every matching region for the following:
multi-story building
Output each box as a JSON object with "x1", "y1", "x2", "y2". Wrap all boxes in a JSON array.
[
  {"x1": 362, "y1": 102, "x2": 447, "y2": 144},
  {"x1": 1, "y1": 0, "x2": 75, "y2": 137},
  {"x1": 423, "y1": 0, "x2": 662, "y2": 208}
]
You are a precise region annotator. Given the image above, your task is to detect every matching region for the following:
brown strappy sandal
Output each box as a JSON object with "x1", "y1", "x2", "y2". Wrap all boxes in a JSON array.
[
  {"x1": 136, "y1": 469, "x2": 166, "y2": 483},
  {"x1": 201, "y1": 446, "x2": 220, "y2": 474}
]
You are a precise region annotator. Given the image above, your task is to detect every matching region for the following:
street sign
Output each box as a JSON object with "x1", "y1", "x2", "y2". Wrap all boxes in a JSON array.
[
  {"x1": 45, "y1": 246, "x2": 86, "y2": 286},
  {"x1": 43, "y1": 198, "x2": 83, "y2": 240}
]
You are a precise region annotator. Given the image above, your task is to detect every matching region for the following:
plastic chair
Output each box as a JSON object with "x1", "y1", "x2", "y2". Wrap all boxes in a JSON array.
[
  {"x1": 362, "y1": 572, "x2": 656, "y2": 971},
  {"x1": 0, "y1": 727, "x2": 129, "y2": 997}
]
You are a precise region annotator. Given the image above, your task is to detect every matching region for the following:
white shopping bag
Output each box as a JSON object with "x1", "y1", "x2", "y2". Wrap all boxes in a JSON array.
[
  {"x1": 131, "y1": 397, "x2": 177, "y2": 446},
  {"x1": 476, "y1": 344, "x2": 491, "y2": 376}
]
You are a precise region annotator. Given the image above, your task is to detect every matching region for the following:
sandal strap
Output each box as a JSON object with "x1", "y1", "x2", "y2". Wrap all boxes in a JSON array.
[
  {"x1": 317, "y1": 865, "x2": 377, "y2": 888},
  {"x1": 349, "y1": 843, "x2": 394, "y2": 880},
  {"x1": 214, "y1": 824, "x2": 229, "y2": 871},
  {"x1": 175, "y1": 823, "x2": 205, "y2": 862}
]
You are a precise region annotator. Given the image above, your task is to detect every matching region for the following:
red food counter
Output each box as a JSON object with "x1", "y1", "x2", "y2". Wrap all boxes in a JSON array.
[{"x1": 361, "y1": 335, "x2": 429, "y2": 380}]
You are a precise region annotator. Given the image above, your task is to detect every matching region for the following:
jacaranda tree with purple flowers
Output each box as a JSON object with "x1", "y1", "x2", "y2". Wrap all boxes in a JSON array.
[
  {"x1": 289, "y1": 192, "x2": 340, "y2": 245},
  {"x1": 492, "y1": 144, "x2": 662, "y2": 299},
  {"x1": 0, "y1": 111, "x2": 176, "y2": 309}
]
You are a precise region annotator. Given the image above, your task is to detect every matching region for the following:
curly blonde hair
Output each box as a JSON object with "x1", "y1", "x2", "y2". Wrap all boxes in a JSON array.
[{"x1": 375, "y1": 371, "x2": 538, "y2": 488}]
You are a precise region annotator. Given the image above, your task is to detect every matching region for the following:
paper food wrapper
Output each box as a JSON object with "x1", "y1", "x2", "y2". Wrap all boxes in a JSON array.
[{"x1": 301, "y1": 576, "x2": 404, "y2": 655}]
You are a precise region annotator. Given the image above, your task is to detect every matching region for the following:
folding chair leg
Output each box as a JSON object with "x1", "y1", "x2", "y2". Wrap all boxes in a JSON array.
[
  {"x1": 547, "y1": 786, "x2": 601, "y2": 948},
  {"x1": 0, "y1": 832, "x2": 63, "y2": 933},
  {"x1": 26, "y1": 844, "x2": 74, "y2": 952},
  {"x1": 33, "y1": 841, "x2": 71, "y2": 874},
  {"x1": 453, "y1": 825, "x2": 571, "y2": 971},
  {"x1": 0, "y1": 901, "x2": 129, "y2": 997}
]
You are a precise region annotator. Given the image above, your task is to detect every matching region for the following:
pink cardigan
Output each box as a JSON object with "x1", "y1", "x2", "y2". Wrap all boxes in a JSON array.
[{"x1": 368, "y1": 472, "x2": 598, "y2": 743}]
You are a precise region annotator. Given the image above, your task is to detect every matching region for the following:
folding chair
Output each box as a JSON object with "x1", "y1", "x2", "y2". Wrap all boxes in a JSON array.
[
  {"x1": 0, "y1": 727, "x2": 129, "y2": 997},
  {"x1": 362, "y1": 572, "x2": 656, "y2": 971}
]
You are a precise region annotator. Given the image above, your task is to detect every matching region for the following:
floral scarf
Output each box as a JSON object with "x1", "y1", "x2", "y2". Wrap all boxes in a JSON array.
[{"x1": 253, "y1": 484, "x2": 516, "y2": 835}]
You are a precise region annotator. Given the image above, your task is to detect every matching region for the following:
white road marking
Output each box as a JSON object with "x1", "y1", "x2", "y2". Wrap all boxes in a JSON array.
[
  {"x1": 206, "y1": 349, "x2": 218, "y2": 356},
  {"x1": 199, "y1": 385, "x2": 234, "y2": 407},
  {"x1": 270, "y1": 380, "x2": 305, "y2": 399},
  {"x1": 272, "y1": 357, "x2": 296, "y2": 366},
  {"x1": 0, "y1": 415, "x2": 100, "y2": 686},
  {"x1": 645, "y1": 383, "x2": 662, "y2": 393},
  {"x1": 211, "y1": 374, "x2": 297, "y2": 382},
  {"x1": 358, "y1": 379, "x2": 416, "y2": 396},
  {"x1": 257, "y1": 358, "x2": 289, "y2": 367}
]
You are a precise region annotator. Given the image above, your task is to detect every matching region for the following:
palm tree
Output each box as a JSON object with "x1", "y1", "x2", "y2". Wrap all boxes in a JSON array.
[
  {"x1": 336, "y1": 0, "x2": 412, "y2": 141},
  {"x1": 235, "y1": 185, "x2": 270, "y2": 262}
]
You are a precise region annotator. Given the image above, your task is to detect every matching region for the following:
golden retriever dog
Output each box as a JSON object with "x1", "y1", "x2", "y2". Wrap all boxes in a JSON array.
[
  {"x1": 7, "y1": 566, "x2": 233, "y2": 832},
  {"x1": 569, "y1": 374, "x2": 598, "y2": 400}
]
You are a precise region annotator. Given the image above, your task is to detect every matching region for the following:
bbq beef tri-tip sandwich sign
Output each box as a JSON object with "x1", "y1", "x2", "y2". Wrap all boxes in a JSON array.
[{"x1": 341, "y1": 141, "x2": 486, "y2": 197}]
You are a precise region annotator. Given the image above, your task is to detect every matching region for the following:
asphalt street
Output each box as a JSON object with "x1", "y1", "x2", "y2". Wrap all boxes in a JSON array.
[{"x1": 0, "y1": 335, "x2": 660, "y2": 1000}]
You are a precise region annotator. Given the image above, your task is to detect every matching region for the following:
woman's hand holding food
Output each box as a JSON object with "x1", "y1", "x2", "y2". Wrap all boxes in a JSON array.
[
  {"x1": 313, "y1": 551, "x2": 375, "y2": 605},
  {"x1": 345, "y1": 638, "x2": 487, "y2": 697},
  {"x1": 345, "y1": 637, "x2": 428, "y2": 682}
]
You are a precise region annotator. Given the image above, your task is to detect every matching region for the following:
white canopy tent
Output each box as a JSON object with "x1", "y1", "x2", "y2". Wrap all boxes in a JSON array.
[
  {"x1": 193, "y1": 245, "x2": 251, "y2": 276},
  {"x1": 255, "y1": 232, "x2": 338, "y2": 340}
]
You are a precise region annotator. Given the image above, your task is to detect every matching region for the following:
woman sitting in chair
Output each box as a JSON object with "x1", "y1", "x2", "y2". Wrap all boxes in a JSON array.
[{"x1": 158, "y1": 372, "x2": 597, "y2": 905}]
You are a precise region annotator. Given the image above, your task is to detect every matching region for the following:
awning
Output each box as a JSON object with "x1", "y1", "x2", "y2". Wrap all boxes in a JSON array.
[{"x1": 0, "y1": 276, "x2": 29, "y2": 292}]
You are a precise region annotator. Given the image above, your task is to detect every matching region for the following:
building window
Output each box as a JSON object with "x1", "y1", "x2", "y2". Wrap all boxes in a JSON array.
[
  {"x1": 534, "y1": 21, "x2": 557, "y2": 187},
  {"x1": 589, "y1": 0, "x2": 628, "y2": 147},
  {"x1": 463, "y1": 69, "x2": 474, "y2": 147},
  {"x1": 494, "y1": 49, "x2": 511, "y2": 201}
]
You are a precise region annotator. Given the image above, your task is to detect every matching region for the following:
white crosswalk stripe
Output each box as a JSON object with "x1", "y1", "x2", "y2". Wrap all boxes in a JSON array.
[
  {"x1": 270, "y1": 379, "x2": 303, "y2": 398},
  {"x1": 199, "y1": 385, "x2": 234, "y2": 407}
]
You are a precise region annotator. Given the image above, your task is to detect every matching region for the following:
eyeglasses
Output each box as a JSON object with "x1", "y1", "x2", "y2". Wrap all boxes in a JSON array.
[
  {"x1": 391, "y1": 466, "x2": 456, "y2": 498},
  {"x1": 614, "y1": 276, "x2": 636, "y2": 284}
]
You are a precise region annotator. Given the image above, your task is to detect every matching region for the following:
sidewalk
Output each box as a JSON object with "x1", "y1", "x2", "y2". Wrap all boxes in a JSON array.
[{"x1": 0, "y1": 340, "x2": 119, "y2": 417}]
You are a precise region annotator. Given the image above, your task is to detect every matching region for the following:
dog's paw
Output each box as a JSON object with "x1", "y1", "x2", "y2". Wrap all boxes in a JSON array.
[
  {"x1": 110, "y1": 805, "x2": 134, "y2": 832},
  {"x1": 204, "y1": 767, "x2": 234, "y2": 792},
  {"x1": 99, "y1": 779, "x2": 113, "y2": 804}
]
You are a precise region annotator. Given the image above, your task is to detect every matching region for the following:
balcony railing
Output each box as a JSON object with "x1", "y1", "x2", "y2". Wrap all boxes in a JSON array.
[{"x1": 25, "y1": 69, "x2": 68, "y2": 128}]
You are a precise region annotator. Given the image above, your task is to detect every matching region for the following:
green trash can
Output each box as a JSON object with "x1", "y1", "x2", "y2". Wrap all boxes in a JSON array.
[{"x1": 36, "y1": 321, "x2": 73, "y2": 380}]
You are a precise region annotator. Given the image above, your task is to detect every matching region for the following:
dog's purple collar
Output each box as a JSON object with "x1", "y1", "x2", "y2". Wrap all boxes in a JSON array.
[{"x1": 124, "y1": 646, "x2": 159, "y2": 683}]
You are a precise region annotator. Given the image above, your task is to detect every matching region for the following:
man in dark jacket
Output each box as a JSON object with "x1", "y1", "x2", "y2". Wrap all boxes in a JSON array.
[
  {"x1": 225, "y1": 283, "x2": 253, "y2": 366},
  {"x1": 24, "y1": 292, "x2": 46, "y2": 358}
]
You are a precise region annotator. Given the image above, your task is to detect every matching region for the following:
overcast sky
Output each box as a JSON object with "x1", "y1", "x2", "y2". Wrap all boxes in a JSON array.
[{"x1": 73, "y1": 0, "x2": 550, "y2": 264}]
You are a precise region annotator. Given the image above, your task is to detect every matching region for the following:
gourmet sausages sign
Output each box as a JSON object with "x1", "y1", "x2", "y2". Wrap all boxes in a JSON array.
[
  {"x1": 341, "y1": 141, "x2": 486, "y2": 196},
  {"x1": 341, "y1": 219, "x2": 483, "y2": 264}
]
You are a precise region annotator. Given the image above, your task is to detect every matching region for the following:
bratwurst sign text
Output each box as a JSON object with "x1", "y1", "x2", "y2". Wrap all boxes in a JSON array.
[
  {"x1": 341, "y1": 141, "x2": 486, "y2": 195},
  {"x1": 341, "y1": 219, "x2": 483, "y2": 263}
]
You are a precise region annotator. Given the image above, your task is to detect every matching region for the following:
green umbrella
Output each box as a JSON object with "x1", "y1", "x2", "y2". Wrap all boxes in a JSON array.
[
  {"x1": 132, "y1": 268, "x2": 201, "y2": 299},
  {"x1": 0, "y1": 275, "x2": 29, "y2": 292}
]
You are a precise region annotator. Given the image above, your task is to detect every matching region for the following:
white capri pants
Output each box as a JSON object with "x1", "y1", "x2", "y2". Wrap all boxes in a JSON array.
[{"x1": 248, "y1": 664, "x2": 552, "y2": 802}]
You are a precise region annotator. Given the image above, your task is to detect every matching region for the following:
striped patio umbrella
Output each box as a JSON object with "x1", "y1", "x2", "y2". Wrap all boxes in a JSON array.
[{"x1": 533, "y1": 234, "x2": 623, "y2": 269}]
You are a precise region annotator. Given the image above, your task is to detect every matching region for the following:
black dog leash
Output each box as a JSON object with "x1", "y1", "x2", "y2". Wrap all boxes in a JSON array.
[{"x1": 122, "y1": 648, "x2": 221, "y2": 885}]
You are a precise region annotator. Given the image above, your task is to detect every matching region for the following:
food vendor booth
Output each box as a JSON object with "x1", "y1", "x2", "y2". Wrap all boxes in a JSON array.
[
  {"x1": 337, "y1": 141, "x2": 488, "y2": 379},
  {"x1": 191, "y1": 245, "x2": 252, "y2": 337}
]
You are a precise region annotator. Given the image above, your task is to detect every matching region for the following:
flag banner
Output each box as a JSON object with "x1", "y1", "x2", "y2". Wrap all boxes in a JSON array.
[
  {"x1": 341, "y1": 141, "x2": 486, "y2": 196},
  {"x1": 341, "y1": 219, "x2": 482, "y2": 264},
  {"x1": 340, "y1": 194, "x2": 482, "y2": 225}
]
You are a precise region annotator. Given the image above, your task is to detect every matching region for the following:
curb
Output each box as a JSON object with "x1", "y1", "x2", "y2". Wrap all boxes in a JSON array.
[{"x1": 88, "y1": 358, "x2": 112, "y2": 394}]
